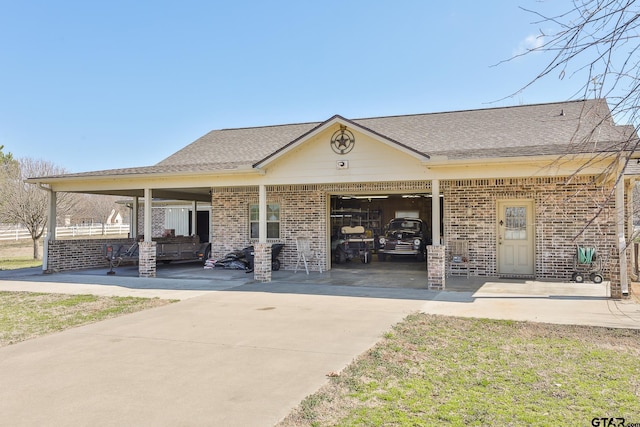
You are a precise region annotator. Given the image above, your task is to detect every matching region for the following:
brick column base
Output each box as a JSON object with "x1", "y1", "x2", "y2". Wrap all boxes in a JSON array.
[
  {"x1": 139, "y1": 241, "x2": 157, "y2": 278},
  {"x1": 427, "y1": 245, "x2": 445, "y2": 290},
  {"x1": 608, "y1": 250, "x2": 623, "y2": 299},
  {"x1": 253, "y1": 243, "x2": 272, "y2": 283}
]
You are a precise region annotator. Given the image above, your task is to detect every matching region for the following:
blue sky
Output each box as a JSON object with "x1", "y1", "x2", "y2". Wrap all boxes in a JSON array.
[{"x1": 0, "y1": 1, "x2": 586, "y2": 172}]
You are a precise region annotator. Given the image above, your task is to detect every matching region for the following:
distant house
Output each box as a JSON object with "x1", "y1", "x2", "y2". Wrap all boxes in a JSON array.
[
  {"x1": 28, "y1": 99, "x2": 639, "y2": 298},
  {"x1": 106, "y1": 210, "x2": 123, "y2": 225}
]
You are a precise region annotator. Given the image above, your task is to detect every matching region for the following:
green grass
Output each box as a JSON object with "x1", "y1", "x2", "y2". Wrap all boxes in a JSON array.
[
  {"x1": 0, "y1": 256, "x2": 42, "y2": 270},
  {"x1": 280, "y1": 314, "x2": 640, "y2": 426},
  {"x1": 0, "y1": 291, "x2": 177, "y2": 346}
]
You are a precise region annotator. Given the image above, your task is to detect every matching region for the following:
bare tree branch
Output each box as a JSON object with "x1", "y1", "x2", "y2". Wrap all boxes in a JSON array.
[{"x1": 0, "y1": 158, "x2": 77, "y2": 259}]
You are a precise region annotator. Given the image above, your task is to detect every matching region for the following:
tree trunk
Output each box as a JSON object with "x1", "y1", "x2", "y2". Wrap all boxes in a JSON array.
[{"x1": 32, "y1": 238, "x2": 40, "y2": 260}]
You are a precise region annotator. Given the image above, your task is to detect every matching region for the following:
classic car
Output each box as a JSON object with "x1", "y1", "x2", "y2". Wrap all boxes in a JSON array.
[{"x1": 377, "y1": 217, "x2": 428, "y2": 262}]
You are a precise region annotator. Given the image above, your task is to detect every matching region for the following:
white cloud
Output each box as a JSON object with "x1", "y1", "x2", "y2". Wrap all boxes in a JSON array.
[{"x1": 513, "y1": 34, "x2": 545, "y2": 56}]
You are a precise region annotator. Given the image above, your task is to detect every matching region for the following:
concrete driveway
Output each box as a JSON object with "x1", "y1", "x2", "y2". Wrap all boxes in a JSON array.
[{"x1": 0, "y1": 268, "x2": 638, "y2": 426}]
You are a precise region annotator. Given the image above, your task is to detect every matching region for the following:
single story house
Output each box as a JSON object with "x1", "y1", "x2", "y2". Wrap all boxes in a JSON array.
[{"x1": 28, "y1": 99, "x2": 639, "y2": 298}]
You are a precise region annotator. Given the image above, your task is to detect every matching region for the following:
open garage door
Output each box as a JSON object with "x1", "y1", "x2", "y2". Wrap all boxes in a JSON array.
[{"x1": 330, "y1": 194, "x2": 442, "y2": 271}]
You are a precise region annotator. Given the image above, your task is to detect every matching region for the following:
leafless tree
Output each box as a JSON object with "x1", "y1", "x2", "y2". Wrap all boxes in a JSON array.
[
  {"x1": 502, "y1": 0, "x2": 640, "y2": 236},
  {"x1": 521, "y1": 0, "x2": 639, "y2": 146},
  {"x1": 73, "y1": 194, "x2": 124, "y2": 234},
  {"x1": 0, "y1": 158, "x2": 76, "y2": 259}
]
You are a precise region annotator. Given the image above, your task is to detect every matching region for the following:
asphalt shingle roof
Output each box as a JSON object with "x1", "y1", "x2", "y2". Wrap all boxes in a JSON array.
[
  {"x1": 158, "y1": 98, "x2": 635, "y2": 166},
  {"x1": 42, "y1": 99, "x2": 637, "y2": 179}
]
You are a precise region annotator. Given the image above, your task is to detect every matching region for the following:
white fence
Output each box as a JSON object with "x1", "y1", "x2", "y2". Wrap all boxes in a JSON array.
[{"x1": 0, "y1": 224, "x2": 131, "y2": 241}]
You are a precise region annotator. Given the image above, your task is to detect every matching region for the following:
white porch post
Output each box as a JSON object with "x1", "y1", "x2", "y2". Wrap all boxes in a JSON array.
[
  {"x1": 43, "y1": 189, "x2": 57, "y2": 272},
  {"x1": 48, "y1": 190, "x2": 57, "y2": 241},
  {"x1": 131, "y1": 197, "x2": 138, "y2": 239},
  {"x1": 258, "y1": 184, "x2": 267, "y2": 243},
  {"x1": 427, "y1": 179, "x2": 445, "y2": 289},
  {"x1": 143, "y1": 188, "x2": 152, "y2": 242},
  {"x1": 140, "y1": 188, "x2": 156, "y2": 278},
  {"x1": 191, "y1": 201, "x2": 198, "y2": 237},
  {"x1": 616, "y1": 178, "x2": 629, "y2": 297},
  {"x1": 431, "y1": 179, "x2": 440, "y2": 246},
  {"x1": 254, "y1": 184, "x2": 271, "y2": 282}
]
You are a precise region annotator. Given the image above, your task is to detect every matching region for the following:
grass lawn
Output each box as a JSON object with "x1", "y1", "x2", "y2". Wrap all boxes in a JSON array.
[
  {"x1": 0, "y1": 291, "x2": 176, "y2": 346},
  {"x1": 0, "y1": 240, "x2": 42, "y2": 270},
  {"x1": 280, "y1": 314, "x2": 640, "y2": 426},
  {"x1": 0, "y1": 257, "x2": 42, "y2": 270}
]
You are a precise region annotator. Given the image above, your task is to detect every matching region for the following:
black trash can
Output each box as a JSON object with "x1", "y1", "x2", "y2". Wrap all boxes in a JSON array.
[{"x1": 242, "y1": 246, "x2": 255, "y2": 271}]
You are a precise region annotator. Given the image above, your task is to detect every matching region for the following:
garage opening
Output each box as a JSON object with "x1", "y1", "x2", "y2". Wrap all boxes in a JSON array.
[{"x1": 330, "y1": 194, "x2": 443, "y2": 270}]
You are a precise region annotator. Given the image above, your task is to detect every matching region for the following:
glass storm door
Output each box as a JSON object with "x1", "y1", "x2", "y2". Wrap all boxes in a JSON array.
[{"x1": 497, "y1": 200, "x2": 534, "y2": 276}]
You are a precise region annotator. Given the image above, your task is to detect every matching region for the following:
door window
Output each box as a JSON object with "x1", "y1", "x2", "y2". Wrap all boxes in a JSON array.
[{"x1": 504, "y1": 206, "x2": 527, "y2": 240}]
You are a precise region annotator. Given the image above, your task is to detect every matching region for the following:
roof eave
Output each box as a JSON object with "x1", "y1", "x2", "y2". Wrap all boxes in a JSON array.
[
  {"x1": 424, "y1": 152, "x2": 621, "y2": 167},
  {"x1": 25, "y1": 164, "x2": 264, "y2": 185}
]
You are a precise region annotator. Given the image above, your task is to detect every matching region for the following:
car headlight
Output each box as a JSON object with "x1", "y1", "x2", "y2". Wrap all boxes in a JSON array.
[
  {"x1": 414, "y1": 239, "x2": 421, "y2": 247},
  {"x1": 379, "y1": 237, "x2": 386, "y2": 245}
]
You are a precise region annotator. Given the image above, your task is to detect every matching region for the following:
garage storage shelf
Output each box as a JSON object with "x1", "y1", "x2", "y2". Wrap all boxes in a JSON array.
[{"x1": 330, "y1": 208, "x2": 382, "y2": 238}]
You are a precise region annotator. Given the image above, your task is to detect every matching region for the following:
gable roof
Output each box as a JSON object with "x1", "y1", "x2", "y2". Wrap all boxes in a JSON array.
[
  {"x1": 30, "y1": 99, "x2": 637, "y2": 181},
  {"x1": 157, "y1": 98, "x2": 636, "y2": 167},
  {"x1": 253, "y1": 114, "x2": 431, "y2": 169}
]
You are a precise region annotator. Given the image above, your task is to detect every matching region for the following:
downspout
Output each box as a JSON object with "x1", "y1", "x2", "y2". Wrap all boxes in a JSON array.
[
  {"x1": 628, "y1": 178, "x2": 638, "y2": 281},
  {"x1": 616, "y1": 175, "x2": 630, "y2": 297}
]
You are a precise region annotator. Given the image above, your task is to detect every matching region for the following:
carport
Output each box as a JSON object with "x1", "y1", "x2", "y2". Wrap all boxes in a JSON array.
[{"x1": 25, "y1": 100, "x2": 640, "y2": 299}]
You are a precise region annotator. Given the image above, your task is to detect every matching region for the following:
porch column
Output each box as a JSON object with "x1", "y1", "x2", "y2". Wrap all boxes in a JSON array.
[
  {"x1": 43, "y1": 189, "x2": 57, "y2": 272},
  {"x1": 615, "y1": 179, "x2": 629, "y2": 297},
  {"x1": 254, "y1": 184, "x2": 271, "y2": 282},
  {"x1": 431, "y1": 179, "x2": 440, "y2": 246},
  {"x1": 191, "y1": 201, "x2": 198, "y2": 238},
  {"x1": 130, "y1": 197, "x2": 138, "y2": 239},
  {"x1": 143, "y1": 188, "x2": 152, "y2": 242},
  {"x1": 48, "y1": 189, "x2": 57, "y2": 241},
  {"x1": 427, "y1": 179, "x2": 445, "y2": 289},
  {"x1": 139, "y1": 188, "x2": 156, "y2": 278}
]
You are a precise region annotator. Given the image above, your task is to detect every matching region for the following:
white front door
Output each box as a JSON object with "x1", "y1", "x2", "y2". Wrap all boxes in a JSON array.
[{"x1": 497, "y1": 200, "x2": 534, "y2": 276}]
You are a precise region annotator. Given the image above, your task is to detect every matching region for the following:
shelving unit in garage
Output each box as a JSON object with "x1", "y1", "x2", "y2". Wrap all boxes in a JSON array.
[{"x1": 330, "y1": 208, "x2": 382, "y2": 239}]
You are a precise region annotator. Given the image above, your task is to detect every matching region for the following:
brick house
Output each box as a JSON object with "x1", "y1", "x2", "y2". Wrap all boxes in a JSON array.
[{"x1": 28, "y1": 99, "x2": 639, "y2": 298}]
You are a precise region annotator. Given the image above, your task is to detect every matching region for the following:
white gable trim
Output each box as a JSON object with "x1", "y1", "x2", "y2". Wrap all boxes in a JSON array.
[{"x1": 253, "y1": 115, "x2": 430, "y2": 169}]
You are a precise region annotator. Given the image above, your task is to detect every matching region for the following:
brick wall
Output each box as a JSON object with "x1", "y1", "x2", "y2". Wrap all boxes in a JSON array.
[
  {"x1": 443, "y1": 176, "x2": 618, "y2": 282},
  {"x1": 211, "y1": 182, "x2": 428, "y2": 271},
  {"x1": 46, "y1": 235, "x2": 202, "y2": 273},
  {"x1": 211, "y1": 186, "x2": 327, "y2": 271},
  {"x1": 137, "y1": 206, "x2": 166, "y2": 238},
  {"x1": 46, "y1": 238, "x2": 134, "y2": 272},
  {"x1": 45, "y1": 177, "x2": 628, "y2": 294},
  {"x1": 211, "y1": 187, "x2": 256, "y2": 258}
]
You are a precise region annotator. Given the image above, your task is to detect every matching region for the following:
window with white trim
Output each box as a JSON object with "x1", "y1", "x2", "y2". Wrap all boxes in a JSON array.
[{"x1": 249, "y1": 203, "x2": 280, "y2": 239}]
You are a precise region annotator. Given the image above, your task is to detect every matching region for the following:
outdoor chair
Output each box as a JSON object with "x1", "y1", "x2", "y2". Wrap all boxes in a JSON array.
[
  {"x1": 447, "y1": 240, "x2": 470, "y2": 278},
  {"x1": 294, "y1": 236, "x2": 323, "y2": 274}
]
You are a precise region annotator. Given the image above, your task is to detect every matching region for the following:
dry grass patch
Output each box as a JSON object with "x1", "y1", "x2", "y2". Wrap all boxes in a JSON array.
[
  {"x1": 280, "y1": 314, "x2": 640, "y2": 426},
  {"x1": 0, "y1": 240, "x2": 41, "y2": 269},
  {"x1": 0, "y1": 291, "x2": 176, "y2": 346}
]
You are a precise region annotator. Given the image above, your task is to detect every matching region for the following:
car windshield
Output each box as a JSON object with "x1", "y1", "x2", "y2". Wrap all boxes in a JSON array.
[{"x1": 389, "y1": 220, "x2": 420, "y2": 230}]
